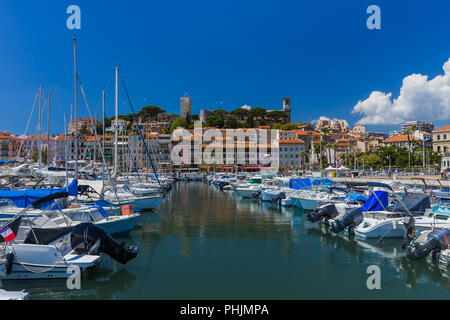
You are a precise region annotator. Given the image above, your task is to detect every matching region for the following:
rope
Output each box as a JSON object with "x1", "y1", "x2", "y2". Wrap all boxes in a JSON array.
[
  {"x1": 121, "y1": 77, "x2": 161, "y2": 188},
  {"x1": 77, "y1": 74, "x2": 121, "y2": 205},
  {"x1": 11, "y1": 245, "x2": 68, "y2": 274}
]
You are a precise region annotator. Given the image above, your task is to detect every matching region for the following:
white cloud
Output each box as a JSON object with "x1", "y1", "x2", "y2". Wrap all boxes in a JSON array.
[{"x1": 352, "y1": 58, "x2": 450, "y2": 125}]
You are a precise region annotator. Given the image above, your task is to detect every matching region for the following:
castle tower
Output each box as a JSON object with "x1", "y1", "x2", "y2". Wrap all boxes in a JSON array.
[{"x1": 283, "y1": 98, "x2": 291, "y2": 122}]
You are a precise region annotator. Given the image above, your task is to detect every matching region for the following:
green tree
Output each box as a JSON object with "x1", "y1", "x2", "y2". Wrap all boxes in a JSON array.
[
  {"x1": 268, "y1": 111, "x2": 288, "y2": 122},
  {"x1": 224, "y1": 117, "x2": 240, "y2": 129},
  {"x1": 249, "y1": 108, "x2": 267, "y2": 120},
  {"x1": 280, "y1": 122, "x2": 298, "y2": 131},
  {"x1": 79, "y1": 125, "x2": 90, "y2": 137},
  {"x1": 169, "y1": 119, "x2": 188, "y2": 133},
  {"x1": 206, "y1": 115, "x2": 224, "y2": 128},
  {"x1": 139, "y1": 106, "x2": 166, "y2": 120},
  {"x1": 31, "y1": 148, "x2": 48, "y2": 165},
  {"x1": 231, "y1": 108, "x2": 249, "y2": 121},
  {"x1": 273, "y1": 123, "x2": 282, "y2": 130},
  {"x1": 403, "y1": 124, "x2": 418, "y2": 167},
  {"x1": 212, "y1": 110, "x2": 228, "y2": 118}
]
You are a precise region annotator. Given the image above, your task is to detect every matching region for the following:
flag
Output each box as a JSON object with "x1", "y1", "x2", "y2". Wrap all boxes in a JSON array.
[{"x1": 0, "y1": 216, "x2": 22, "y2": 244}]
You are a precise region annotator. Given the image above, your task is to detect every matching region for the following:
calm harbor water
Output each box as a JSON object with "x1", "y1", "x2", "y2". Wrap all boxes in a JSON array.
[{"x1": 6, "y1": 182, "x2": 450, "y2": 299}]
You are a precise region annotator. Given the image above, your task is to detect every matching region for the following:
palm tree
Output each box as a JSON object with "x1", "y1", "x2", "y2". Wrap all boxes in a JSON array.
[
  {"x1": 319, "y1": 127, "x2": 330, "y2": 170},
  {"x1": 313, "y1": 144, "x2": 322, "y2": 169},
  {"x1": 404, "y1": 124, "x2": 418, "y2": 167}
]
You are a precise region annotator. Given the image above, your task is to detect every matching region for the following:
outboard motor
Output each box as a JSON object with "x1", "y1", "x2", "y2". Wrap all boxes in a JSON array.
[
  {"x1": 269, "y1": 193, "x2": 286, "y2": 205},
  {"x1": 71, "y1": 223, "x2": 138, "y2": 265},
  {"x1": 307, "y1": 204, "x2": 339, "y2": 223},
  {"x1": 330, "y1": 208, "x2": 364, "y2": 234},
  {"x1": 406, "y1": 228, "x2": 450, "y2": 260},
  {"x1": 252, "y1": 191, "x2": 261, "y2": 199}
]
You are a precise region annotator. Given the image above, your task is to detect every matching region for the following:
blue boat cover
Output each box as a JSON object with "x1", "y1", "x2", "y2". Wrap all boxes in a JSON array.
[
  {"x1": 360, "y1": 191, "x2": 389, "y2": 212},
  {"x1": 0, "y1": 180, "x2": 78, "y2": 209},
  {"x1": 290, "y1": 178, "x2": 333, "y2": 190},
  {"x1": 344, "y1": 193, "x2": 368, "y2": 203}
]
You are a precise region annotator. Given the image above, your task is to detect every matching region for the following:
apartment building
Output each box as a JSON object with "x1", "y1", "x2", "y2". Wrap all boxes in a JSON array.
[
  {"x1": 279, "y1": 139, "x2": 305, "y2": 168},
  {"x1": 433, "y1": 125, "x2": 450, "y2": 155}
]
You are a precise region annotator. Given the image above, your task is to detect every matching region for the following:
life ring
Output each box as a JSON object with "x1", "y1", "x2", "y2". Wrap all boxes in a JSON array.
[{"x1": 429, "y1": 191, "x2": 435, "y2": 196}]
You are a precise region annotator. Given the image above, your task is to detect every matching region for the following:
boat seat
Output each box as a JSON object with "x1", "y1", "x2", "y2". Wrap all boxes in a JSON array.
[{"x1": 64, "y1": 253, "x2": 101, "y2": 268}]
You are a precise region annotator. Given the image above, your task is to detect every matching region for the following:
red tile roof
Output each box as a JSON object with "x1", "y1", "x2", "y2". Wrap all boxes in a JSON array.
[
  {"x1": 279, "y1": 139, "x2": 305, "y2": 144},
  {"x1": 433, "y1": 125, "x2": 450, "y2": 132},
  {"x1": 384, "y1": 135, "x2": 421, "y2": 143}
]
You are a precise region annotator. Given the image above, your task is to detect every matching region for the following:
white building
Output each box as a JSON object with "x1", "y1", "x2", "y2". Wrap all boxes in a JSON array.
[{"x1": 279, "y1": 139, "x2": 305, "y2": 168}]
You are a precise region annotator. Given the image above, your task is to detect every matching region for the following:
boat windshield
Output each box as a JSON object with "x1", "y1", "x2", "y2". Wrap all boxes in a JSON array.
[{"x1": 68, "y1": 211, "x2": 93, "y2": 222}]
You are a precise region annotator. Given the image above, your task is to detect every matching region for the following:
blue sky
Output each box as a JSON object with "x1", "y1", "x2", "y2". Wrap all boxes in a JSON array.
[{"x1": 0, "y1": 0, "x2": 449, "y2": 135}]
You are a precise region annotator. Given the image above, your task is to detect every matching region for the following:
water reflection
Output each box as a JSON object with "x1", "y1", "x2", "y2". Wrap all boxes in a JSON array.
[{"x1": 12, "y1": 182, "x2": 450, "y2": 299}]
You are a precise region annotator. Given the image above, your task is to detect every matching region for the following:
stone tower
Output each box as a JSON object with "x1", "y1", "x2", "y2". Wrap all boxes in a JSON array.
[{"x1": 283, "y1": 98, "x2": 291, "y2": 122}]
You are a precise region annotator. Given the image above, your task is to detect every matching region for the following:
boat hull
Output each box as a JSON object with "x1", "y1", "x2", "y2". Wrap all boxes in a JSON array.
[
  {"x1": 96, "y1": 215, "x2": 140, "y2": 235},
  {"x1": 113, "y1": 196, "x2": 164, "y2": 211},
  {"x1": 354, "y1": 219, "x2": 407, "y2": 239}
]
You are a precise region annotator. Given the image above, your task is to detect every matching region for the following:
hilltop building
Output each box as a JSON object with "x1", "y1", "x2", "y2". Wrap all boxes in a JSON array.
[
  {"x1": 315, "y1": 118, "x2": 349, "y2": 133},
  {"x1": 283, "y1": 98, "x2": 291, "y2": 122},
  {"x1": 180, "y1": 97, "x2": 192, "y2": 119}
]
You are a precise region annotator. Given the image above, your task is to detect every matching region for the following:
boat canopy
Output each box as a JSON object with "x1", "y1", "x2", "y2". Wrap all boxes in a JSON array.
[
  {"x1": 0, "y1": 180, "x2": 78, "y2": 209},
  {"x1": 344, "y1": 193, "x2": 368, "y2": 203},
  {"x1": 367, "y1": 182, "x2": 393, "y2": 191},
  {"x1": 289, "y1": 178, "x2": 334, "y2": 190},
  {"x1": 360, "y1": 191, "x2": 389, "y2": 212},
  {"x1": 389, "y1": 193, "x2": 431, "y2": 214}
]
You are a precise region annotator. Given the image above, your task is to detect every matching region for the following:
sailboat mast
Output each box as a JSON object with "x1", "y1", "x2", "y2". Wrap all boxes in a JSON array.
[
  {"x1": 74, "y1": 36, "x2": 79, "y2": 179},
  {"x1": 102, "y1": 90, "x2": 106, "y2": 183},
  {"x1": 47, "y1": 92, "x2": 51, "y2": 166},
  {"x1": 38, "y1": 85, "x2": 43, "y2": 169},
  {"x1": 94, "y1": 109, "x2": 98, "y2": 163},
  {"x1": 65, "y1": 113, "x2": 69, "y2": 186},
  {"x1": 114, "y1": 66, "x2": 119, "y2": 176}
]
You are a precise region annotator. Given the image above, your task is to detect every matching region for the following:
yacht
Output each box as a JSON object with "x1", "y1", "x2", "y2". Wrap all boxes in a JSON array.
[
  {"x1": 0, "y1": 196, "x2": 137, "y2": 280},
  {"x1": 330, "y1": 185, "x2": 431, "y2": 239},
  {"x1": 234, "y1": 176, "x2": 264, "y2": 198}
]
